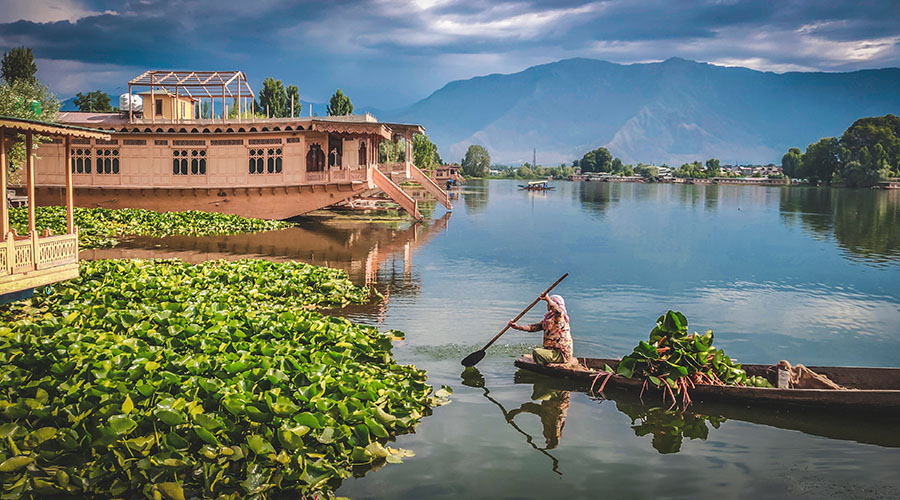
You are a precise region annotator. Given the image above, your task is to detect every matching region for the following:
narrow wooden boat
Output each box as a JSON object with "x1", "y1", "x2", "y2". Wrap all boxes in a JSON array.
[
  {"x1": 514, "y1": 355, "x2": 900, "y2": 414},
  {"x1": 518, "y1": 181, "x2": 555, "y2": 191}
]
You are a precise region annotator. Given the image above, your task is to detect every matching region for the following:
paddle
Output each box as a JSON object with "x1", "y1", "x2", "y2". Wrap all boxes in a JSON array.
[{"x1": 461, "y1": 273, "x2": 569, "y2": 367}]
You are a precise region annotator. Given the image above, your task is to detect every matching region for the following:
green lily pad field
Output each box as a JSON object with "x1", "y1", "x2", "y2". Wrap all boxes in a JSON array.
[
  {"x1": 9, "y1": 206, "x2": 293, "y2": 249},
  {"x1": 0, "y1": 258, "x2": 444, "y2": 499}
]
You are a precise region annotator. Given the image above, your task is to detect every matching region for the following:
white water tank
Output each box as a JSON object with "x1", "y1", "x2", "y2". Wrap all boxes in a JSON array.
[{"x1": 119, "y1": 93, "x2": 142, "y2": 112}]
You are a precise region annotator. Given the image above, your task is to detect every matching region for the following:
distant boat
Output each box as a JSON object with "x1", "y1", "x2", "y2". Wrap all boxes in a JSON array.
[{"x1": 519, "y1": 180, "x2": 555, "y2": 191}]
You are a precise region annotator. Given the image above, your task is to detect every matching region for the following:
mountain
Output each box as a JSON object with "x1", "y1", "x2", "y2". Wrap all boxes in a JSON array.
[{"x1": 384, "y1": 57, "x2": 900, "y2": 165}]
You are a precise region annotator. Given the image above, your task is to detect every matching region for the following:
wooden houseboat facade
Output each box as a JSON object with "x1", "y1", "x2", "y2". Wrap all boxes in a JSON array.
[{"x1": 29, "y1": 71, "x2": 450, "y2": 221}]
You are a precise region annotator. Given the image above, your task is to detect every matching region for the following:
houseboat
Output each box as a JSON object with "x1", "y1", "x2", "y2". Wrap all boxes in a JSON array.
[{"x1": 29, "y1": 70, "x2": 450, "y2": 221}]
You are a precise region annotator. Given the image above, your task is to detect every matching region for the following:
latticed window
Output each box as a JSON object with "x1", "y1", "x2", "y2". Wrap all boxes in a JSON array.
[
  {"x1": 95, "y1": 149, "x2": 119, "y2": 175},
  {"x1": 248, "y1": 148, "x2": 282, "y2": 174},
  {"x1": 70, "y1": 148, "x2": 92, "y2": 174},
  {"x1": 173, "y1": 149, "x2": 206, "y2": 175}
]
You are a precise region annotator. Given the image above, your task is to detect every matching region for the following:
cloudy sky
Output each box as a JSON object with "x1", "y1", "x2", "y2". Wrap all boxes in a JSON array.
[{"x1": 1, "y1": 0, "x2": 898, "y2": 109}]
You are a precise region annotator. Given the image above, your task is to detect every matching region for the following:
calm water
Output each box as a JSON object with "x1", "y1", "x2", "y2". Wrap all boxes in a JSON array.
[{"x1": 89, "y1": 180, "x2": 900, "y2": 499}]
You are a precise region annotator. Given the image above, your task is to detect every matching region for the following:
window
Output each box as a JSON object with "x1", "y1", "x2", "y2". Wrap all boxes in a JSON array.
[
  {"x1": 173, "y1": 149, "x2": 206, "y2": 175},
  {"x1": 94, "y1": 149, "x2": 119, "y2": 174},
  {"x1": 307, "y1": 144, "x2": 325, "y2": 172},
  {"x1": 248, "y1": 148, "x2": 282, "y2": 174},
  {"x1": 155, "y1": 99, "x2": 163, "y2": 116},
  {"x1": 70, "y1": 148, "x2": 92, "y2": 174}
]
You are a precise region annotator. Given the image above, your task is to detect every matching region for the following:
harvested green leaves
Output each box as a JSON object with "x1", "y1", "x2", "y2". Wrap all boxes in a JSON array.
[
  {"x1": 616, "y1": 311, "x2": 772, "y2": 408},
  {"x1": 8, "y1": 206, "x2": 292, "y2": 249},
  {"x1": 0, "y1": 258, "x2": 441, "y2": 499}
]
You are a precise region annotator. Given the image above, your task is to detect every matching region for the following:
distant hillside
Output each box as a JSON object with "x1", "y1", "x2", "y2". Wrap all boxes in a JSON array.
[{"x1": 385, "y1": 58, "x2": 900, "y2": 165}]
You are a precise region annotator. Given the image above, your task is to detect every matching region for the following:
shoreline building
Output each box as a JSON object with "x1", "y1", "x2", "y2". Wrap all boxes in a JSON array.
[{"x1": 29, "y1": 70, "x2": 450, "y2": 220}]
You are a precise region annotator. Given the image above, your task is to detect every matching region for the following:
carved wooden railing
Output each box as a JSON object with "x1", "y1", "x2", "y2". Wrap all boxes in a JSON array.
[
  {"x1": 306, "y1": 172, "x2": 326, "y2": 183},
  {"x1": 36, "y1": 233, "x2": 79, "y2": 270},
  {"x1": 350, "y1": 169, "x2": 368, "y2": 181},
  {"x1": 4, "y1": 232, "x2": 78, "y2": 275},
  {"x1": 0, "y1": 245, "x2": 7, "y2": 277}
]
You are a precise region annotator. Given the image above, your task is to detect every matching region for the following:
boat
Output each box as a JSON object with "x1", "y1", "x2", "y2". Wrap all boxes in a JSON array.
[
  {"x1": 519, "y1": 180, "x2": 555, "y2": 191},
  {"x1": 514, "y1": 355, "x2": 900, "y2": 414}
]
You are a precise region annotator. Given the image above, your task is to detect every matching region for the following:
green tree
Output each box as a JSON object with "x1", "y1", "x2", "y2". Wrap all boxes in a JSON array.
[
  {"x1": 259, "y1": 77, "x2": 288, "y2": 117},
  {"x1": 286, "y1": 84, "x2": 301, "y2": 117},
  {"x1": 578, "y1": 147, "x2": 613, "y2": 173},
  {"x1": 379, "y1": 139, "x2": 405, "y2": 163},
  {"x1": 73, "y1": 90, "x2": 113, "y2": 112},
  {"x1": 327, "y1": 89, "x2": 353, "y2": 116},
  {"x1": 0, "y1": 78, "x2": 60, "y2": 179},
  {"x1": 412, "y1": 133, "x2": 439, "y2": 170},
  {"x1": 611, "y1": 157, "x2": 623, "y2": 173},
  {"x1": 705, "y1": 158, "x2": 720, "y2": 177},
  {"x1": 1, "y1": 46, "x2": 37, "y2": 84},
  {"x1": 801, "y1": 137, "x2": 842, "y2": 185},
  {"x1": 781, "y1": 147, "x2": 803, "y2": 178},
  {"x1": 460, "y1": 144, "x2": 490, "y2": 177}
]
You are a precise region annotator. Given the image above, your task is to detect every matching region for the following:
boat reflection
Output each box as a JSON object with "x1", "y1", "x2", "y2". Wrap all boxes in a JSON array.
[
  {"x1": 461, "y1": 367, "x2": 563, "y2": 475},
  {"x1": 513, "y1": 370, "x2": 900, "y2": 454},
  {"x1": 82, "y1": 212, "x2": 452, "y2": 320}
]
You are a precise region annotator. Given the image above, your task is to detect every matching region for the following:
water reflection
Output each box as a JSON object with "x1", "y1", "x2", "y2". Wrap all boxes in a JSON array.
[
  {"x1": 780, "y1": 187, "x2": 900, "y2": 264},
  {"x1": 461, "y1": 367, "x2": 563, "y2": 474},
  {"x1": 513, "y1": 370, "x2": 900, "y2": 454},
  {"x1": 578, "y1": 182, "x2": 611, "y2": 219},
  {"x1": 83, "y1": 212, "x2": 452, "y2": 314},
  {"x1": 462, "y1": 180, "x2": 490, "y2": 214}
]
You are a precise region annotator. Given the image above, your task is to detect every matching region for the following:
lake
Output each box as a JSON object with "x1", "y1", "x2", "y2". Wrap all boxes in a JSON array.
[{"x1": 88, "y1": 180, "x2": 900, "y2": 499}]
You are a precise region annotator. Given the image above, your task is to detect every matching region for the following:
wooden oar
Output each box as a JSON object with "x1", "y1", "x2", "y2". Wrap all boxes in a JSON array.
[{"x1": 461, "y1": 273, "x2": 569, "y2": 367}]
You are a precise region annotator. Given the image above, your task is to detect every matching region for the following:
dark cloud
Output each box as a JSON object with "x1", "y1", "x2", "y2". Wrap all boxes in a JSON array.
[{"x1": 2, "y1": 0, "x2": 898, "y2": 108}]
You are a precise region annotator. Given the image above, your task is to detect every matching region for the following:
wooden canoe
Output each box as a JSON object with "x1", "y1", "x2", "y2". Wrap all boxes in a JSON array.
[{"x1": 514, "y1": 355, "x2": 900, "y2": 414}]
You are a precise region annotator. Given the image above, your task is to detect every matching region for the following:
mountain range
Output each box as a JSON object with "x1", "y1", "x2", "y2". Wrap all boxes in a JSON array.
[{"x1": 383, "y1": 57, "x2": 900, "y2": 166}]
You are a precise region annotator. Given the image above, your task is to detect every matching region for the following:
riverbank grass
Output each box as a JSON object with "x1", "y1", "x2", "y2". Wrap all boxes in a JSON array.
[
  {"x1": 9, "y1": 206, "x2": 293, "y2": 249},
  {"x1": 0, "y1": 258, "x2": 443, "y2": 499}
]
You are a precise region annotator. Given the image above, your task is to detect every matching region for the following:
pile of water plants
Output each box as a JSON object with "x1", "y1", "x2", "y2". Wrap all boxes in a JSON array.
[
  {"x1": 9, "y1": 206, "x2": 292, "y2": 249},
  {"x1": 0, "y1": 258, "x2": 446, "y2": 499},
  {"x1": 595, "y1": 311, "x2": 771, "y2": 408}
]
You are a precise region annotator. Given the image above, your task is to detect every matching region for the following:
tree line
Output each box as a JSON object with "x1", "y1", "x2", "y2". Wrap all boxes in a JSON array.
[{"x1": 781, "y1": 114, "x2": 900, "y2": 187}]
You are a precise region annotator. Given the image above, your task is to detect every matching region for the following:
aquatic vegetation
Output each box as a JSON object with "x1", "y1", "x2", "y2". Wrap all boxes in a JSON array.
[
  {"x1": 0, "y1": 258, "x2": 445, "y2": 499},
  {"x1": 9, "y1": 206, "x2": 292, "y2": 249},
  {"x1": 603, "y1": 311, "x2": 771, "y2": 408},
  {"x1": 615, "y1": 401, "x2": 726, "y2": 454}
]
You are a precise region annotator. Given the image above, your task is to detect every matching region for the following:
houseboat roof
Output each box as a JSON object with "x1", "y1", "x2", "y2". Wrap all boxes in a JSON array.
[
  {"x1": 0, "y1": 115, "x2": 111, "y2": 139},
  {"x1": 55, "y1": 112, "x2": 424, "y2": 139}
]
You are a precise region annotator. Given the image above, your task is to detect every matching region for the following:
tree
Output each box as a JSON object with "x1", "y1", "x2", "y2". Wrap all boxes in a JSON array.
[
  {"x1": 1, "y1": 47, "x2": 37, "y2": 84},
  {"x1": 0, "y1": 74, "x2": 60, "y2": 179},
  {"x1": 73, "y1": 90, "x2": 112, "y2": 112},
  {"x1": 379, "y1": 139, "x2": 405, "y2": 163},
  {"x1": 327, "y1": 89, "x2": 353, "y2": 116},
  {"x1": 611, "y1": 157, "x2": 623, "y2": 173},
  {"x1": 705, "y1": 158, "x2": 720, "y2": 177},
  {"x1": 578, "y1": 147, "x2": 613, "y2": 173},
  {"x1": 412, "y1": 133, "x2": 439, "y2": 170},
  {"x1": 781, "y1": 148, "x2": 803, "y2": 178},
  {"x1": 460, "y1": 144, "x2": 490, "y2": 177},
  {"x1": 286, "y1": 84, "x2": 301, "y2": 117},
  {"x1": 801, "y1": 137, "x2": 842, "y2": 185},
  {"x1": 258, "y1": 77, "x2": 288, "y2": 117}
]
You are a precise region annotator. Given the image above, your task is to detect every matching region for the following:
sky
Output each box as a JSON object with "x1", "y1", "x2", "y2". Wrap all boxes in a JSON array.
[{"x1": 1, "y1": 0, "x2": 899, "y2": 110}]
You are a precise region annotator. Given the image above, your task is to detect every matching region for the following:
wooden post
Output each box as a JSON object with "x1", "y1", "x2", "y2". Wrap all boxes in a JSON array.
[
  {"x1": 174, "y1": 85, "x2": 179, "y2": 122},
  {"x1": 237, "y1": 78, "x2": 242, "y2": 122},
  {"x1": 128, "y1": 83, "x2": 133, "y2": 123},
  {"x1": 65, "y1": 136, "x2": 74, "y2": 234},
  {"x1": 291, "y1": 95, "x2": 294, "y2": 118},
  {"x1": 222, "y1": 85, "x2": 226, "y2": 124},
  {"x1": 26, "y1": 132, "x2": 35, "y2": 234},
  {"x1": 0, "y1": 127, "x2": 7, "y2": 237},
  {"x1": 150, "y1": 74, "x2": 155, "y2": 124}
]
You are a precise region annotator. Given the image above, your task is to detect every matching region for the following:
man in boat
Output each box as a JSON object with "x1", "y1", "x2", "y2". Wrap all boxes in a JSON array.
[{"x1": 508, "y1": 294, "x2": 575, "y2": 366}]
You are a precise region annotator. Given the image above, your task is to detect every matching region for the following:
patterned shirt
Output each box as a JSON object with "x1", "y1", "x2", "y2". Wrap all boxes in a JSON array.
[{"x1": 521, "y1": 299, "x2": 574, "y2": 362}]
